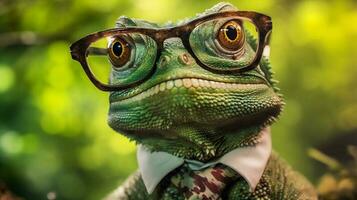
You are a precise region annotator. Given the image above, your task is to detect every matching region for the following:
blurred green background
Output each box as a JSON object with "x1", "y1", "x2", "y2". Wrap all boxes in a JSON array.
[{"x1": 0, "y1": 0, "x2": 356, "y2": 199}]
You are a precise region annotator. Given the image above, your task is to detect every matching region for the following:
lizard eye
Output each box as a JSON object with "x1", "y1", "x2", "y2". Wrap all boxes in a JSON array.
[
  {"x1": 217, "y1": 20, "x2": 245, "y2": 51},
  {"x1": 108, "y1": 37, "x2": 131, "y2": 68},
  {"x1": 189, "y1": 17, "x2": 258, "y2": 71}
]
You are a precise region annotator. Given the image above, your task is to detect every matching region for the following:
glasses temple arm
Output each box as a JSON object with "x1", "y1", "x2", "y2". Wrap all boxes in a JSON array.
[{"x1": 86, "y1": 47, "x2": 108, "y2": 56}]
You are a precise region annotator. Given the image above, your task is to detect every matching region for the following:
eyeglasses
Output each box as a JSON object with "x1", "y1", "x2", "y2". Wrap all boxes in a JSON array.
[{"x1": 70, "y1": 11, "x2": 272, "y2": 91}]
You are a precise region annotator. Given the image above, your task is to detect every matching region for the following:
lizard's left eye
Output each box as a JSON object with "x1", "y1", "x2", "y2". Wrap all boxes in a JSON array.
[
  {"x1": 217, "y1": 20, "x2": 245, "y2": 51},
  {"x1": 108, "y1": 37, "x2": 131, "y2": 68},
  {"x1": 189, "y1": 17, "x2": 258, "y2": 71}
]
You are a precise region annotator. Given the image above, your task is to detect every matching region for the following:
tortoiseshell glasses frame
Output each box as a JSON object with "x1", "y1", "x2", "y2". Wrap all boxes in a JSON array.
[{"x1": 70, "y1": 11, "x2": 272, "y2": 91}]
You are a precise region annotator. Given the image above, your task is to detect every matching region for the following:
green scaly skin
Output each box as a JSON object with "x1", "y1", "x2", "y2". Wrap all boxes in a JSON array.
[{"x1": 105, "y1": 3, "x2": 318, "y2": 200}]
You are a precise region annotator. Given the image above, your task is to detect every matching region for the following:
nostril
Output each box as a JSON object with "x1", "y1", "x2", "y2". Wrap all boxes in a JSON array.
[
  {"x1": 178, "y1": 53, "x2": 193, "y2": 65},
  {"x1": 158, "y1": 55, "x2": 170, "y2": 68}
]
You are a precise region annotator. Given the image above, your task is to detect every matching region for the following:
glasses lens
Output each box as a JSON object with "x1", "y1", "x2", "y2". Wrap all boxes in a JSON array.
[
  {"x1": 86, "y1": 32, "x2": 157, "y2": 87},
  {"x1": 189, "y1": 17, "x2": 259, "y2": 71}
]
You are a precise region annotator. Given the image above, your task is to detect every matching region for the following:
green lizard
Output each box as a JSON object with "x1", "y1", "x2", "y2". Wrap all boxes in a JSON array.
[{"x1": 71, "y1": 2, "x2": 318, "y2": 200}]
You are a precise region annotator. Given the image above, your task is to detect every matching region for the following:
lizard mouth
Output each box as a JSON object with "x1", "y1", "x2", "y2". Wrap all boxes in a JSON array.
[{"x1": 110, "y1": 77, "x2": 268, "y2": 104}]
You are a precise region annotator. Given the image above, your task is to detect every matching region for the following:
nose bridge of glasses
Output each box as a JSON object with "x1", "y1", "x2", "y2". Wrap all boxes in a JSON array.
[{"x1": 152, "y1": 26, "x2": 187, "y2": 50}]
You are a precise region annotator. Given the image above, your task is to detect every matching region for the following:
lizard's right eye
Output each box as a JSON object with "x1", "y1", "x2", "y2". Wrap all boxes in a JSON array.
[{"x1": 108, "y1": 37, "x2": 131, "y2": 68}]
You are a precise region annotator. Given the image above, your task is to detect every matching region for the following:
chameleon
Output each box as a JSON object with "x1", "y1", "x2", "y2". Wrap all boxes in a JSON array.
[{"x1": 72, "y1": 2, "x2": 319, "y2": 200}]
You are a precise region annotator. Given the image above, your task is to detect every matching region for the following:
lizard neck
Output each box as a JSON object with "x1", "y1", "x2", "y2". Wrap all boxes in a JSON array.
[{"x1": 131, "y1": 124, "x2": 268, "y2": 162}]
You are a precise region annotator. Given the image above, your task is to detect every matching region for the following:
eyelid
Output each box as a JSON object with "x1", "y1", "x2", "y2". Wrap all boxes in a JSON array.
[{"x1": 213, "y1": 38, "x2": 245, "y2": 55}]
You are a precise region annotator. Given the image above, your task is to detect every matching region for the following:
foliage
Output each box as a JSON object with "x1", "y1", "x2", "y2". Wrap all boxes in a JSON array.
[
  {"x1": 312, "y1": 146, "x2": 357, "y2": 199},
  {"x1": 0, "y1": 0, "x2": 356, "y2": 199}
]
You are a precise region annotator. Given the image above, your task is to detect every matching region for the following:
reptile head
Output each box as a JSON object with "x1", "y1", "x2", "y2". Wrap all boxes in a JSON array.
[{"x1": 107, "y1": 3, "x2": 283, "y2": 161}]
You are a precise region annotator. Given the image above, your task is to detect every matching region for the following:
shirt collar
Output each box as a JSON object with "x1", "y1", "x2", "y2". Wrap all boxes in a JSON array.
[{"x1": 137, "y1": 127, "x2": 272, "y2": 194}]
